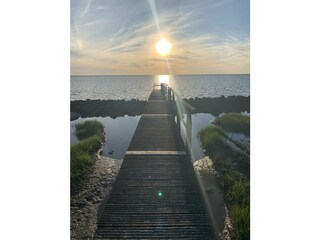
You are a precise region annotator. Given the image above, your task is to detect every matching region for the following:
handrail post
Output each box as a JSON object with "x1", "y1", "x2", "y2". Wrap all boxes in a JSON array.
[
  {"x1": 186, "y1": 112, "x2": 192, "y2": 155},
  {"x1": 176, "y1": 114, "x2": 181, "y2": 134}
]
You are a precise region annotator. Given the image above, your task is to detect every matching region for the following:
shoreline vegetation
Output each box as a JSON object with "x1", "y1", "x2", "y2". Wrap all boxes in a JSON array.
[
  {"x1": 214, "y1": 113, "x2": 250, "y2": 135},
  {"x1": 70, "y1": 96, "x2": 250, "y2": 120},
  {"x1": 70, "y1": 104, "x2": 250, "y2": 238},
  {"x1": 71, "y1": 120, "x2": 105, "y2": 195},
  {"x1": 199, "y1": 113, "x2": 250, "y2": 239},
  {"x1": 70, "y1": 120, "x2": 123, "y2": 239}
]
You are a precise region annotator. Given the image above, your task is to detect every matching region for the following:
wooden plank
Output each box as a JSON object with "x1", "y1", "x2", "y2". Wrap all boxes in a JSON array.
[
  {"x1": 126, "y1": 150, "x2": 186, "y2": 155},
  {"x1": 141, "y1": 113, "x2": 172, "y2": 117},
  {"x1": 94, "y1": 89, "x2": 216, "y2": 239}
]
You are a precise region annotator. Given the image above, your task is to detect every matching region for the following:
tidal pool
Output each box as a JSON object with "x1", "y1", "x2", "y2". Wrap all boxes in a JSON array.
[
  {"x1": 71, "y1": 113, "x2": 216, "y2": 160},
  {"x1": 71, "y1": 115, "x2": 140, "y2": 159}
]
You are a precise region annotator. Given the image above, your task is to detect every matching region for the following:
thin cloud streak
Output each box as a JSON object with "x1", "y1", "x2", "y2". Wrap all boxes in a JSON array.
[{"x1": 71, "y1": 0, "x2": 250, "y2": 75}]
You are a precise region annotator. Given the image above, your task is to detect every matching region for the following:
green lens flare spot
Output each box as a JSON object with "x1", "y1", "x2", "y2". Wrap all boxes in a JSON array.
[{"x1": 158, "y1": 191, "x2": 163, "y2": 197}]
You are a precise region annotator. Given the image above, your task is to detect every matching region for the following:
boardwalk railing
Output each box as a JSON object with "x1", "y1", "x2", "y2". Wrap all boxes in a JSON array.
[
  {"x1": 94, "y1": 83, "x2": 217, "y2": 239},
  {"x1": 160, "y1": 83, "x2": 221, "y2": 237},
  {"x1": 160, "y1": 83, "x2": 195, "y2": 158}
]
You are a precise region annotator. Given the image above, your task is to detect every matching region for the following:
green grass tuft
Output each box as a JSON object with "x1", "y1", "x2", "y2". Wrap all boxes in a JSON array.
[
  {"x1": 198, "y1": 126, "x2": 229, "y2": 156},
  {"x1": 214, "y1": 113, "x2": 250, "y2": 134},
  {"x1": 229, "y1": 205, "x2": 250, "y2": 240},
  {"x1": 70, "y1": 144, "x2": 93, "y2": 193},
  {"x1": 76, "y1": 120, "x2": 105, "y2": 140},
  {"x1": 76, "y1": 135, "x2": 104, "y2": 154},
  {"x1": 226, "y1": 178, "x2": 250, "y2": 207},
  {"x1": 198, "y1": 124, "x2": 250, "y2": 239},
  {"x1": 218, "y1": 167, "x2": 250, "y2": 239},
  {"x1": 71, "y1": 120, "x2": 105, "y2": 195}
]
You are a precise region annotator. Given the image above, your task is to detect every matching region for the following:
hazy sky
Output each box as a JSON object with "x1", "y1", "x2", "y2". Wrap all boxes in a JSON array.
[{"x1": 71, "y1": 0, "x2": 250, "y2": 75}]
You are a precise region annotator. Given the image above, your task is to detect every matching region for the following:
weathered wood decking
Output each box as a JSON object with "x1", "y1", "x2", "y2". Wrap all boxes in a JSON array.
[{"x1": 94, "y1": 87, "x2": 216, "y2": 239}]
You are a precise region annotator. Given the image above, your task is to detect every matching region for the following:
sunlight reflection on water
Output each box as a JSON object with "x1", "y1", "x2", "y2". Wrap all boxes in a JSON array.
[
  {"x1": 71, "y1": 74, "x2": 249, "y2": 100},
  {"x1": 156, "y1": 74, "x2": 170, "y2": 84}
]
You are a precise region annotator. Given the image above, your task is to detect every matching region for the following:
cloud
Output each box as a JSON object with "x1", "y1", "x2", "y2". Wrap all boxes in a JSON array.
[
  {"x1": 131, "y1": 63, "x2": 141, "y2": 68},
  {"x1": 71, "y1": 0, "x2": 250, "y2": 74},
  {"x1": 71, "y1": 50, "x2": 83, "y2": 57},
  {"x1": 81, "y1": 0, "x2": 92, "y2": 17},
  {"x1": 144, "y1": 63, "x2": 155, "y2": 68},
  {"x1": 151, "y1": 58, "x2": 176, "y2": 63}
]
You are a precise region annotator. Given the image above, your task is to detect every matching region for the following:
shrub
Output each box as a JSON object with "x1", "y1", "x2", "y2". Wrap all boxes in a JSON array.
[{"x1": 214, "y1": 113, "x2": 250, "y2": 134}]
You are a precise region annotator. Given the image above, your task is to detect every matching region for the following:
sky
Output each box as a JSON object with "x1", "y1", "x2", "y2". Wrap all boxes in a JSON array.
[{"x1": 71, "y1": 0, "x2": 250, "y2": 75}]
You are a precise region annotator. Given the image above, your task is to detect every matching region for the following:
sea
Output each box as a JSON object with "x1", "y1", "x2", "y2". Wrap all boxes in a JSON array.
[
  {"x1": 71, "y1": 74, "x2": 250, "y2": 101},
  {"x1": 71, "y1": 74, "x2": 250, "y2": 160}
]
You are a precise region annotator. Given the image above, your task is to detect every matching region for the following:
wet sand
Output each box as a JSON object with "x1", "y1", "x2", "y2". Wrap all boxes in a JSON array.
[{"x1": 70, "y1": 156, "x2": 122, "y2": 239}]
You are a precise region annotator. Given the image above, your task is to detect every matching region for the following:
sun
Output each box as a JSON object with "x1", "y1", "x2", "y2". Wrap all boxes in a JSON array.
[{"x1": 156, "y1": 38, "x2": 172, "y2": 56}]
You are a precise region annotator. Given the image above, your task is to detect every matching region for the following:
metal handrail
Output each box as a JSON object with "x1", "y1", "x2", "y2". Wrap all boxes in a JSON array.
[
  {"x1": 160, "y1": 83, "x2": 195, "y2": 113},
  {"x1": 160, "y1": 82, "x2": 194, "y2": 158}
]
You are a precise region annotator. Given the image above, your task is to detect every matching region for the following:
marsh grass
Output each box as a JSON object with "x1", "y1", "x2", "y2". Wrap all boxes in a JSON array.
[
  {"x1": 225, "y1": 178, "x2": 250, "y2": 206},
  {"x1": 71, "y1": 120, "x2": 105, "y2": 194},
  {"x1": 214, "y1": 113, "x2": 250, "y2": 134},
  {"x1": 76, "y1": 135, "x2": 104, "y2": 154},
  {"x1": 229, "y1": 205, "x2": 250, "y2": 240},
  {"x1": 217, "y1": 163, "x2": 250, "y2": 239},
  {"x1": 76, "y1": 120, "x2": 105, "y2": 140},
  {"x1": 199, "y1": 125, "x2": 250, "y2": 239},
  {"x1": 198, "y1": 126, "x2": 229, "y2": 156},
  {"x1": 71, "y1": 144, "x2": 93, "y2": 193}
]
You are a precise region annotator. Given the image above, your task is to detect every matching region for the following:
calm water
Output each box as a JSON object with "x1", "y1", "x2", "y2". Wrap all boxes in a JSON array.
[
  {"x1": 183, "y1": 113, "x2": 216, "y2": 161},
  {"x1": 71, "y1": 116, "x2": 140, "y2": 159},
  {"x1": 71, "y1": 75, "x2": 250, "y2": 159},
  {"x1": 71, "y1": 74, "x2": 250, "y2": 100},
  {"x1": 71, "y1": 113, "x2": 216, "y2": 161}
]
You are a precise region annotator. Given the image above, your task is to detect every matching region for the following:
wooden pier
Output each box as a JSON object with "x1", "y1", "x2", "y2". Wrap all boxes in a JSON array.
[{"x1": 94, "y1": 84, "x2": 217, "y2": 239}]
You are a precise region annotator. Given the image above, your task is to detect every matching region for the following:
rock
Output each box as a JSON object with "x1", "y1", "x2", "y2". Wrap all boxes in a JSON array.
[
  {"x1": 193, "y1": 156, "x2": 216, "y2": 174},
  {"x1": 108, "y1": 150, "x2": 114, "y2": 155},
  {"x1": 71, "y1": 112, "x2": 81, "y2": 121}
]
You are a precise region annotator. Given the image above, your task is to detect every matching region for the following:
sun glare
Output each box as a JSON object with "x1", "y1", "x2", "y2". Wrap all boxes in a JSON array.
[
  {"x1": 158, "y1": 75, "x2": 169, "y2": 84},
  {"x1": 156, "y1": 38, "x2": 172, "y2": 56}
]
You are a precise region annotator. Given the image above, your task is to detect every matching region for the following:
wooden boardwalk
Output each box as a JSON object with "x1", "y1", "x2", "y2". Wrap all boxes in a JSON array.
[{"x1": 94, "y1": 87, "x2": 216, "y2": 239}]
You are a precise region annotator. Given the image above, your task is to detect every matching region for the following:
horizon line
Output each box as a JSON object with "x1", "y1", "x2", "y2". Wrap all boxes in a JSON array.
[{"x1": 71, "y1": 73, "x2": 250, "y2": 77}]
